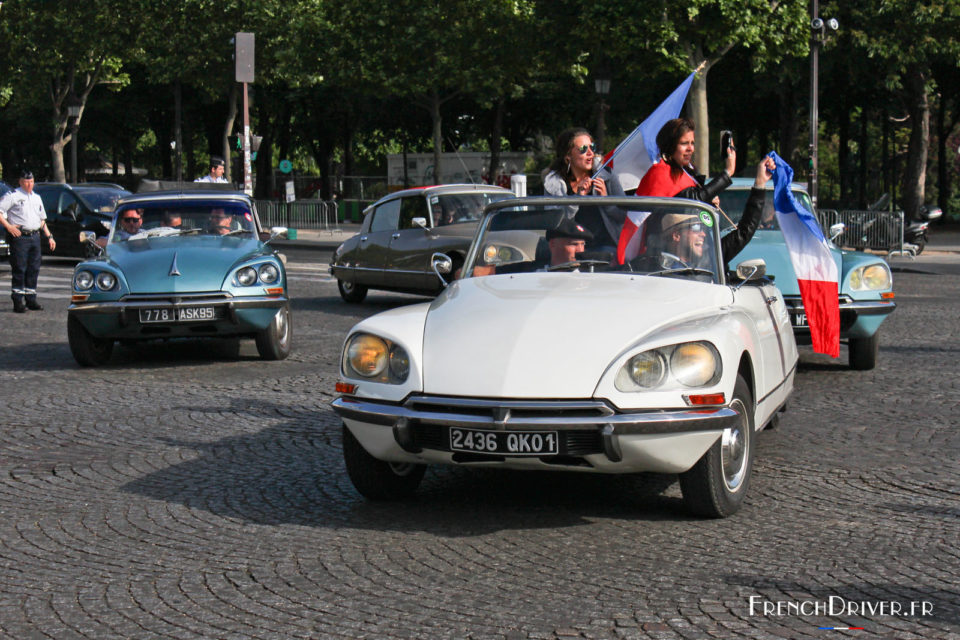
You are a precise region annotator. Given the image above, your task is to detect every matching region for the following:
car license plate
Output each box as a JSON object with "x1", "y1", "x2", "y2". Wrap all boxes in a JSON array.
[
  {"x1": 449, "y1": 428, "x2": 559, "y2": 456},
  {"x1": 791, "y1": 312, "x2": 808, "y2": 328},
  {"x1": 139, "y1": 307, "x2": 216, "y2": 323}
]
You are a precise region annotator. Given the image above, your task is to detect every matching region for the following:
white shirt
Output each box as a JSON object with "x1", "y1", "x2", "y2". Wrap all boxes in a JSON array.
[
  {"x1": 0, "y1": 188, "x2": 46, "y2": 231},
  {"x1": 195, "y1": 175, "x2": 228, "y2": 183}
]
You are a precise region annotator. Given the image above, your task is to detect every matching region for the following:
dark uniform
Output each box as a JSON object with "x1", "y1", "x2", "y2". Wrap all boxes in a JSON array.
[{"x1": 0, "y1": 170, "x2": 56, "y2": 312}]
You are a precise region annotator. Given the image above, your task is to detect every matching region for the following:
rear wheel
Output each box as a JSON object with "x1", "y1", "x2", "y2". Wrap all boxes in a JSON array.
[
  {"x1": 255, "y1": 306, "x2": 292, "y2": 360},
  {"x1": 337, "y1": 279, "x2": 368, "y2": 303},
  {"x1": 913, "y1": 239, "x2": 925, "y2": 255},
  {"x1": 679, "y1": 375, "x2": 754, "y2": 518},
  {"x1": 849, "y1": 333, "x2": 879, "y2": 370},
  {"x1": 68, "y1": 315, "x2": 114, "y2": 367},
  {"x1": 342, "y1": 425, "x2": 425, "y2": 500}
]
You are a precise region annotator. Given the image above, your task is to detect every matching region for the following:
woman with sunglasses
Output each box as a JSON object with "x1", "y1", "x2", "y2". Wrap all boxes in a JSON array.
[{"x1": 543, "y1": 127, "x2": 625, "y2": 252}]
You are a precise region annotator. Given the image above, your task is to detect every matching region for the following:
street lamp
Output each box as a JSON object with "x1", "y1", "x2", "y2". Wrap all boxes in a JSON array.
[
  {"x1": 809, "y1": 0, "x2": 838, "y2": 207},
  {"x1": 594, "y1": 75, "x2": 611, "y2": 156},
  {"x1": 67, "y1": 96, "x2": 82, "y2": 183}
]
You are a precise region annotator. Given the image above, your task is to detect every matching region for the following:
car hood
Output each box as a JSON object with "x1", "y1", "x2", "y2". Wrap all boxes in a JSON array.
[
  {"x1": 730, "y1": 229, "x2": 842, "y2": 296},
  {"x1": 105, "y1": 236, "x2": 265, "y2": 293},
  {"x1": 420, "y1": 273, "x2": 732, "y2": 398}
]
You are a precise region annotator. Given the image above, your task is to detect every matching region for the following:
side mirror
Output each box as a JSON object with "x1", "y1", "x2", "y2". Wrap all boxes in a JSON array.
[
  {"x1": 828, "y1": 222, "x2": 845, "y2": 241},
  {"x1": 412, "y1": 217, "x2": 428, "y2": 230},
  {"x1": 431, "y1": 252, "x2": 453, "y2": 287},
  {"x1": 79, "y1": 230, "x2": 104, "y2": 256},
  {"x1": 733, "y1": 258, "x2": 766, "y2": 288}
]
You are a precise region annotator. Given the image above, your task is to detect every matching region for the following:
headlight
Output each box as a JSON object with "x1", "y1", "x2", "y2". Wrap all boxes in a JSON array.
[
  {"x1": 343, "y1": 333, "x2": 411, "y2": 384},
  {"x1": 850, "y1": 263, "x2": 891, "y2": 291},
  {"x1": 237, "y1": 266, "x2": 257, "y2": 286},
  {"x1": 615, "y1": 341, "x2": 721, "y2": 392},
  {"x1": 671, "y1": 342, "x2": 720, "y2": 387},
  {"x1": 95, "y1": 272, "x2": 117, "y2": 291},
  {"x1": 74, "y1": 270, "x2": 94, "y2": 291},
  {"x1": 258, "y1": 263, "x2": 279, "y2": 284}
]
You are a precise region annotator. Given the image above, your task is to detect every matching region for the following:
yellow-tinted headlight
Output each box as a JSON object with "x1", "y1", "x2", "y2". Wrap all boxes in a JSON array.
[
  {"x1": 346, "y1": 334, "x2": 388, "y2": 378},
  {"x1": 670, "y1": 342, "x2": 720, "y2": 387},
  {"x1": 861, "y1": 264, "x2": 891, "y2": 290}
]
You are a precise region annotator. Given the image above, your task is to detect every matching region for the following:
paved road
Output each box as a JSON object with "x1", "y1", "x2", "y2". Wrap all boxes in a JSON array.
[{"x1": 0, "y1": 256, "x2": 957, "y2": 639}]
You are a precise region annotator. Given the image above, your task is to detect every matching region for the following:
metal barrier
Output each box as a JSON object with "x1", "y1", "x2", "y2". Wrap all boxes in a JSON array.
[
  {"x1": 254, "y1": 199, "x2": 341, "y2": 232},
  {"x1": 817, "y1": 209, "x2": 909, "y2": 256}
]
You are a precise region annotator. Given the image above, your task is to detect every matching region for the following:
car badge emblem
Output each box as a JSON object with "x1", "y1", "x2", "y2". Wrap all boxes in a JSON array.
[{"x1": 169, "y1": 253, "x2": 181, "y2": 277}]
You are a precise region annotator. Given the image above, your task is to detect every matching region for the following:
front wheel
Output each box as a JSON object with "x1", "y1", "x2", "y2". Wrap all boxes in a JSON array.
[
  {"x1": 679, "y1": 375, "x2": 754, "y2": 518},
  {"x1": 255, "y1": 306, "x2": 292, "y2": 360},
  {"x1": 68, "y1": 315, "x2": 114, "y2": 366},
  {"x1": 337, "y1": 279, "x2": 368, "y2": 303},
  {"x1": 342, "y1": 425, "x2": 425, "y2": 500},
  {"x1": 913, "y1": 238, "x2": 925, "y2": 255},
  {"x1": 848, "y1": 333, "x2": 879, "y2": 370}
]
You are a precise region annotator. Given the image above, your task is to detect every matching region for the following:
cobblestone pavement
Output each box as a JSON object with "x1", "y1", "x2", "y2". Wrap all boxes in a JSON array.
[{"x1": 0, "y1": 258, "x2": 957, "y2": 639}]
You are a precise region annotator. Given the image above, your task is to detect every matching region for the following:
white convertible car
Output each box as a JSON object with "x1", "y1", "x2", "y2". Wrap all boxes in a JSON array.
[{"x1": 331, "y1": 196, "x2": 798, "y2": 517}]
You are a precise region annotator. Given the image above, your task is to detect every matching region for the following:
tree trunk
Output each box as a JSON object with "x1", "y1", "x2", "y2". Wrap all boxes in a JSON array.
[
  {"x1": 430, "y1": 91, "x2": 442, "y2": 184},
  {"x1": 902, "y1": 65, "x2": 929, "y2": 220},
  {"x1": 223, "y1": 82, "x2": 239, "y2": 183},
  {"x1": 488, "y1": 98, "x2": 504, "y2": 185},
  {"x1": 49, "y1": 138, "x2": 67, "y2": 184},
  {"x1": 689, "y1": 70, "x2": 710, "y2": 176}
]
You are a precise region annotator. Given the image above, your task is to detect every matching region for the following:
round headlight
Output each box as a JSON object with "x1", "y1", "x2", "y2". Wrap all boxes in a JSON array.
[
  {"x1": 74, "y1": 270, "x2": 94, "y2": 291},
  {"x1": 237, "y1": 266, "x2": 257, "y2": 286},
  {"x1": 861, "y1": 264, "x2": 891, "y2": 290},
  {"x1": 346, "y1": 334, "x2": 388, "y2": 378},
  {"x1": 388, "y1": 344, "x2": 410, "y2": 381},
  {"x1": 626, "y1": 351, "x2": 667, "y2": 388},
  {"x1": 671, "y1": 342, "x2": 719, "y2": 387},
  {"x1": 258, "y1": 263, "x2": 279, "y2": 284},
  {"x1": 483, "y1": 244, "x2": 499, "y2": 264},
  {"x1": 96, "y1": 271, "x2": 116, "y2": 291}
]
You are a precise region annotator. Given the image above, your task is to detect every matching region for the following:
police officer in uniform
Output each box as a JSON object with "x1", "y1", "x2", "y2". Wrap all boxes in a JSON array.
[
  {"x1": 195, "y1": 156, "x2": 228, "y2": 183},
  {"x1": 0, "y1": 170, "x2": 55, "y2": 313}
]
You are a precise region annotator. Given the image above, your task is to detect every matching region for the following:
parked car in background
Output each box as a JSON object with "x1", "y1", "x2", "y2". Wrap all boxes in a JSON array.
[
  {"x1": 718, "y1": 178, "x2": 896, "y2": 370},
  {"x1": 67, "y1": 190, "x2": 291, "y2": 366},
  {"x1": 34, "y1": 182, "x2": 131, "y2": 257},
  {"x1": 332, "y1": 196, "x2": 797, "y2": 517},
  {"x1": 329, "y1": 184, "x2": 513, "y2": 302}
]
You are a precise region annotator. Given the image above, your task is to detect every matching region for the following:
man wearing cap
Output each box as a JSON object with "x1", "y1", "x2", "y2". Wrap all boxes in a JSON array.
[
  {"x1": 0, "y1": 170, "x2": 55, "y2": 313},
  {"x1": 195, "y1": 156, "x2": 228, "y2": 183},
  {"x1": 543, "y1": 217, "x2": 595, "y2": 269},
  {"x1": 659, "y1": 213, "x2": 710, "y2": 270}
]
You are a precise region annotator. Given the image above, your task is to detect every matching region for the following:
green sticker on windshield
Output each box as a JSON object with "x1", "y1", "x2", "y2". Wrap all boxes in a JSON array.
[{"x1": 699, "y1": 211, "x2": 715, "y2": 227}]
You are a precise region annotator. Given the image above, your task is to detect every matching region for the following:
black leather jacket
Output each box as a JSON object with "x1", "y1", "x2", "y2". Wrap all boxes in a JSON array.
[{"x1": 719, "y1": 186, "x2": 764, "y2": 267}]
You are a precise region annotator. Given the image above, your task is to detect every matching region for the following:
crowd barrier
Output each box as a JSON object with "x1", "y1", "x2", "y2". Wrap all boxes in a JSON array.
[
  {"x1": 817, "y1": 209, "x2": 908, "y2": 255},
  {"x1": 254, "y1": 200, "x2": 341, "y2": 232}
]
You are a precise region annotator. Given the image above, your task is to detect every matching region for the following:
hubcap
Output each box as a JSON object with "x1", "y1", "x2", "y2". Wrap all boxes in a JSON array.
[
  {"x1": 721, "y1": 398, "x2": 749, "y2": 492},
  {"x1": 388, "y1": 462, "x2": 417, "y2": 476},
  {"x1": 274, "y1": 308, "x2": 290, "y2": 348}
]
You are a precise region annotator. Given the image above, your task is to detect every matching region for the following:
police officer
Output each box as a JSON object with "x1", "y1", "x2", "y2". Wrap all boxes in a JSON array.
[
  {"x1": 0, "y1": 170, "x2": 55, "y2": 313},
  {"x1": 195, "y1": 156, "x2": 228, "y2": 183}
]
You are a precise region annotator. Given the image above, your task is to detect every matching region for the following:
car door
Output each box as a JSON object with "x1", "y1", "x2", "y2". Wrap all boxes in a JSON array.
[
  {"x1": 384, "y1": 194, "x2": 439, "y2": 291},
  {"x1": 351, "y1": 198, "x2": 401, "y2": 287},
  {"x1": 38, "y1": 187, "x2": 81, "y2": 256}
]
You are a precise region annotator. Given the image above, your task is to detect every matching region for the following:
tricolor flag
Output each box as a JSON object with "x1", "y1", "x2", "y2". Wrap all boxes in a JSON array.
[
  {"x1": 616, "y1": 210, "x2": 652, "y2": 264},
  {"x1": 769, "y1": 151, "x2": 840, "y2": 358},
  {"x1": 594, "y1": 71, "x2": 696, "y2": 193}
]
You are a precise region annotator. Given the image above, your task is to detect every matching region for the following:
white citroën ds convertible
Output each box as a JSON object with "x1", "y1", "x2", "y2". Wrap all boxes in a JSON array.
[{"x1": 332, "y1": 196, "x2": 798, "y2": 517}]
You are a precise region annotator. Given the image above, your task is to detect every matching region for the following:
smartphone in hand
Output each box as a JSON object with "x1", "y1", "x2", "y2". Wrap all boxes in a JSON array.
[{"x1": 720, "y1": 130, "x2": 734, "y2": 160}]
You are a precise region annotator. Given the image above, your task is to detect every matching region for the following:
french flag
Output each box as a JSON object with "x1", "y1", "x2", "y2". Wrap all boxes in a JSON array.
[
  {"x1": 617, "y1": 210, "x2": 652, "y2": 264},
  {"x1": 769, "y1": 151, "x2": 840, "y2": 358},
  {"x1": 594, "y1": 71, "x2": 695, "y2": 193}
]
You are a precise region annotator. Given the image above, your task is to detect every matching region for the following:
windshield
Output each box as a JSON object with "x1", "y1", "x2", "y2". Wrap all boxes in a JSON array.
[
  {"x1": 110, "y1": 202, "x2": 256, "y2": 243},
  {"x1": 465, "y1": 198, "x2": 722, "y2": 284},
  {"x1": 717, "y1": 187, "x2": 814, "y2": 233},
  {"x1": 76, "y1": 188, "x2": 130, "y2": 213},
  {"x1": 429, "y1": 192, "x2": 513, "y2": 226}
]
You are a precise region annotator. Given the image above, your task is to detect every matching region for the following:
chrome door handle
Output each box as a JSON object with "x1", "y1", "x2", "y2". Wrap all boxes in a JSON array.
[
  {"x1": 391, "y1": 233, "x2": 401, "y2": 239},
  {"x1": 765, "y1": 296, "x2": 778, "y2": 304},
  {"x1": 360, "y1": 235, "x2": 368, "y2": 241}
]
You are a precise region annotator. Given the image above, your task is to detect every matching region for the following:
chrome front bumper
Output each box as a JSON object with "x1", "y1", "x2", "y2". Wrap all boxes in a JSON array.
[{"x1": 332, "y1": 395, "x2": 738, "y2": 469}]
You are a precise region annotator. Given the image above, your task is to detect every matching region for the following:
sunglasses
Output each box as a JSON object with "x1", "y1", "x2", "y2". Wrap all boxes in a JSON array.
[
  {"x1": 575, "y1": 143, "x2": 597, "y2": 155},
  {"x1": 681, "y1": 223, "x2": 706, "y2": 233},
  {"x1": 121, "y1": 216, "x2": 141, "y2": 222}
]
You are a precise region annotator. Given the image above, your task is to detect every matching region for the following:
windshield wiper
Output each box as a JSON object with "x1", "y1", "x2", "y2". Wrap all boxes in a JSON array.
[{"x1": 646, "y1": 267, "x2": 715, "y2": 278}]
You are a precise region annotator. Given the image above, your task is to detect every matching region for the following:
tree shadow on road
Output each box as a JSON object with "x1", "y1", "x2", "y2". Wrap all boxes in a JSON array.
[{"x1": 120, "y1": 396, "x2": 703, "y2": 536}]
